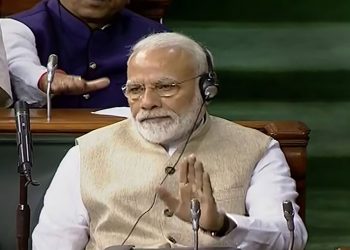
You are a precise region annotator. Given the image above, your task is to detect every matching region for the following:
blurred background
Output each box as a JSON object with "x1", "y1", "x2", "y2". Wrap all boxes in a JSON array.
[{"x1": 164, "y1": 1, "x2": 350, "y2": 249}]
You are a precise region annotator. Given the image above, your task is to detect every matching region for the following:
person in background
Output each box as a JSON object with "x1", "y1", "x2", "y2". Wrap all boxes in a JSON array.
[
  {"x1": 0, "y1": 0, "x2": 168, "y2": 108},
  {"x1": 32, "y1": 32, "x2": 307, "y2": 249},
  {"x1": 0, "y1": 25, "x2": 12, "y2": 107}
]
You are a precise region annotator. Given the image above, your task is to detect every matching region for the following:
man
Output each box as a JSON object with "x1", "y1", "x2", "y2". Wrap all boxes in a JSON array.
[
  {"x1": 0, "y1": 0, "x2": 168, "y2": 108},
  {"x1": 0, "y1": 25, "x2": 12, "y2": 107},
  {"x1": 32, "y1": 32, "x2": 307, "y2": 249}
]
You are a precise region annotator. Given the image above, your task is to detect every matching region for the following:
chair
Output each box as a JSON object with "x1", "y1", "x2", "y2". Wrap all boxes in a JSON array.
[
  {"x1": 237, "y1": 120, "x2": 310, "y2": 221},
  {"x1": 0, "y1": 0, "x2": 172, "y2": 21}
]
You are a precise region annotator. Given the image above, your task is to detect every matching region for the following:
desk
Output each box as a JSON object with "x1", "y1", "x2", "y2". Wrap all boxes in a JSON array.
[
  {"x1": 0, "y1": 108, "x2": 309, "y2": 250},
  {"x1": 0, "y1": 108, "x2": 309, "y2": 140},
  {"x1": 0, "y1": 108, "x2": 123, "y2": 134}
]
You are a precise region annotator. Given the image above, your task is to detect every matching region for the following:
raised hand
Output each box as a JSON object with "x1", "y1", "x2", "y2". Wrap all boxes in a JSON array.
[{"x1": 157, "y1": 154, "x2": 225, "y2": 232}]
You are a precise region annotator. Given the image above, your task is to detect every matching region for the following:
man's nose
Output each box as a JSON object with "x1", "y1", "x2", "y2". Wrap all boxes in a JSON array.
[{"x1": 140, "y1": 88, "x2": 161, "y2": 110}]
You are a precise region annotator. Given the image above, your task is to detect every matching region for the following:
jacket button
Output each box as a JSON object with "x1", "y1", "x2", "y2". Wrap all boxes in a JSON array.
[
  {"x1": 89, "y1": 62, "x2": 97, "y2": 70},
  {"x1": 163, "y1": 208, "x2": 173, "y2": 217},
  {"x1": 83, "y1": 93, "x2": 90, "y2": 100},
  {"x1": 167, "y1": 235, "x2": 177, "y2": 244},
  {"x1": 165, "y1": 166, "x2": 175, "y2": 175}
]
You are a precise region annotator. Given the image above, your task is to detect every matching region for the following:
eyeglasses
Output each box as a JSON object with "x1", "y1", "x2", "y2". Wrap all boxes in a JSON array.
[{"x1": 121, "y1": 75, "x2": 202, "y2": 101}]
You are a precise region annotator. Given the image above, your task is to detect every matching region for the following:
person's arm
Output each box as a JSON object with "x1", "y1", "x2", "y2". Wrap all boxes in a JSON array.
[
  {"x1": 0, "y1": 18, "x2": 48, "y2": 106},
  {"x1": 220, "y1": 139, "x2": 308, "y2": 250},
  {"x1": 32, "y1": 146, "x2": 89, "y2": 250},
  {"x1": 0, "y1": 24, "x2": 12, "y2": 107},
  {"x1": 0, "y1": 18, "x2": 47, "y2": 89}
]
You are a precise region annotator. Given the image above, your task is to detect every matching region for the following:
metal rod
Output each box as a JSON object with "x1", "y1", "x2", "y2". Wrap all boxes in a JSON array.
[
  {"x1": 46, "y1": 82, "x2": 51, "y2": 122},
  {"x1": 193, "y1": 230, "x2": 198, "y2": 250},
  {"x1": 16, "y1": 175, "x2": 30, "y2": 250}
]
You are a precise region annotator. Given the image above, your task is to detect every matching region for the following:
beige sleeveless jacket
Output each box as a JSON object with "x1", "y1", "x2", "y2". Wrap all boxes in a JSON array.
[{"x1": 77, "y1": 115, "x2": 271, "y2": 249}]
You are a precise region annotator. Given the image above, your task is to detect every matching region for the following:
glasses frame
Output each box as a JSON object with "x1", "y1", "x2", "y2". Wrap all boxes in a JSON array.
[{"x1": 121, "y1": 74, "x2": 203, "y2": 101}]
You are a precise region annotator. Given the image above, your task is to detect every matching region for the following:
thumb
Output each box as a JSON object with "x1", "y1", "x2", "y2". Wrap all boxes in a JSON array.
[
  {"x1": 85, "y1": 77, "x2": 110, "y2": 92},
  {"x1": 156, "y1": 186, "x2": 179, "y2": 213}
]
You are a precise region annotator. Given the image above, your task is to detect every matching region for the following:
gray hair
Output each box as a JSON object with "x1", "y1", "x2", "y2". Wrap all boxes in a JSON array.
[{"x1": 127, "y1": 32, "x2": 213, "y2": 75}]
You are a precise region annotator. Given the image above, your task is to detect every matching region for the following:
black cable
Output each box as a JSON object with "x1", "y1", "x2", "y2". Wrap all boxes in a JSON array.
[{"x1": 121, "y1": 99, "x2": 206, "y2": 245}]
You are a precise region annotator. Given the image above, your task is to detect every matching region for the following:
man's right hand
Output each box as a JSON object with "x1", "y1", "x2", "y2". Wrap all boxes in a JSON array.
[{"x1": 38, "y1": 71, "x2": 110, "y2": 95}]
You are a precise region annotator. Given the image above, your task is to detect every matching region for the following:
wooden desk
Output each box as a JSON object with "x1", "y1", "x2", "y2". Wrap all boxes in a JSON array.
[
  {"x1": 0, "y1": 108, "x2": 309, "y2": 139},
  {"x1": 0, "y1": 108, "x2": 122, "y2": 134}
]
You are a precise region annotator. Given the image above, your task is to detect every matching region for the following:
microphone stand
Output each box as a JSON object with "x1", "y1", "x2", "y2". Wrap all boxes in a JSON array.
[
  {"x1": 191, "y1": 199, "x2": 201, "y2": 250},
  {"x1": 194, "y1": 227, "x2": 198, "y2": 250},
  {"x1": 46, "y1": 54, "x2": 58, "y2": 122},
  {"x1": 288, "y1": 230, "x2": 294, "y2": 250},
  {"x1": 46, "y1": 80, "x2": 52, "y2": 122},
  {"x1": 16, "y1": 174, "x2": 31, "y2": 250},
  {"x1": 14, "y1": 101, "x2": 40, "y2": 250},
  {"x1": 283, "y1": 200, "x2": 295, "y2": 250}
]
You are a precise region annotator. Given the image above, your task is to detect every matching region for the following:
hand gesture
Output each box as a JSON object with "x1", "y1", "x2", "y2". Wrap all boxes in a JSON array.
[
  {"x1": 157, "y1": 154, "x2": 225, "y2": 232},
  {"x1": 39, "y1": 71, "x2": 110, "y2": 95}
]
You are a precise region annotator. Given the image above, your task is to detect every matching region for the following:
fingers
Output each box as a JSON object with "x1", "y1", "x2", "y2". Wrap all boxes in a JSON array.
[
  {"x1": 178, "y1": 154, "x2": 205, "y2": 197},
  {"x1": 47, "y1": 73, "x2": 110, "y2": 95},
  {"x1": 187, "y1": 155, "x2": 196, "y2": 185},
  {"x1": 85, "y1": 77, "x2": 110, "y2": 92},
  {"x1": 203, "y1": 172, "x2": 215, "y2": 202},
  {"x1": 194, "y1": 160, "x2": 204, "y2": 194},
  {"x1": 166, "y1": 155, "x2": 219, "y2": 226},
  {"x1": 179, "y1": 157, "x2": 189, "y2": 184}
]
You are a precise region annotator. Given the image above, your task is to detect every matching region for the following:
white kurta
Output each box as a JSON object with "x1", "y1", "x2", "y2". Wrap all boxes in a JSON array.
[
  {"x1": 0, "y1": 24, "x2": 12, "y2": 107},
  {"x1": 0, "y1": 18, "x2": 47, "y2": 106},
  {"x1": 32, "y1": 139, "x2": 307, "y2": 250}
]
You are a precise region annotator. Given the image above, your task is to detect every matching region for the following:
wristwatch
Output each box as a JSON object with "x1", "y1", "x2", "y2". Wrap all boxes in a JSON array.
[{"x1": 202, "y1": 214, "x2": 234, "y2": 237}]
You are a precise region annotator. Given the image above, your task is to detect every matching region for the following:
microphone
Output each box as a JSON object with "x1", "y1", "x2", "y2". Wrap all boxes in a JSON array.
[
  {"x1": 46, "y1": 54, "x2": 58, "y2": 121},
  {"x1": 14, "y1": 101, "x2": 39, "y2": 187},
  {"x1": 283, "y1": 200, "x2": 295, "y2": 250},
  {"x1": 47, "y1": 54, "x2": 58, "y2": 85},
  {"x1": 190, "y1": 199, "x2": 201, "y2": 250}
]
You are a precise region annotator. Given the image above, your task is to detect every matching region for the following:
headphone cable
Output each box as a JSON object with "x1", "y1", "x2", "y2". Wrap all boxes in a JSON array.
[{"x1": 121, "y1": 100, "x2": 206, "y2": 245}]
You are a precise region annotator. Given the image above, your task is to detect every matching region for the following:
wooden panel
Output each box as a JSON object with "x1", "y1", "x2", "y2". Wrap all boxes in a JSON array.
[{"x1": 0, "y1": 0, "x2": 172, "y2": 21}]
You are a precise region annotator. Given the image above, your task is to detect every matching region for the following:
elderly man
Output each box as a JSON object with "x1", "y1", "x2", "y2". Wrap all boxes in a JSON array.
[
  {"x1": 0, "y1": 0, "x2": 168, "y2": 108},
  {"x1": 32, "y1": 32, "x2": 307, "y2": 249},
  {"x1": 0, "y1": 26, "x2": 12, "y2": 107}
]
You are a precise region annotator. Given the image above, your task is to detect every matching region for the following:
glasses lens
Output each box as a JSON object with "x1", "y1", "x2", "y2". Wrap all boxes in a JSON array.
[
  {"x1": 156, "y1": 82, "x2": 179, "y2": 97},
  {"x1": 122, "y1": 79, "x2": 185, "y2": 100},
  {"x1": 123, "y1": 84, "x2": 144, "y2": 100}
]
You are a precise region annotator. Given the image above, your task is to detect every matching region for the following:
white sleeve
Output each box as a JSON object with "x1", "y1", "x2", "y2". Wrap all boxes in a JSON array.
[
  {"x1": 0, "y1": 18, "x2": 47, "y2": 106},
  {"x1": 32, "y1": 146, "x2": 89, "y2": 250},
  {"x1": 0, "y1": 24, "x2": 12, "y2": 107},
  {"x1": 220, "y1": 139, "x2": 308, "y2": 250}
]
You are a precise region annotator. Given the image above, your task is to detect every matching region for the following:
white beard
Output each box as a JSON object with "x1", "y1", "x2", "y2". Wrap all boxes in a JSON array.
[{"x1": 132, "y1": 92, "x2": 204, "y2": 145}]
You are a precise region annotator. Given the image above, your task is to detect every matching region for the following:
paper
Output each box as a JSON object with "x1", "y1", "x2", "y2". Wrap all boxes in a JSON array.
[{"x1": 92, "y1": 107, "x2": 131, "y2": 118}]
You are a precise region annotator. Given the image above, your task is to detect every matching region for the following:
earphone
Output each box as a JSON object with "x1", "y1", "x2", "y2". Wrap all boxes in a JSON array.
[{"x1": 199, "y1": 47, "x2": 219, "y2": 101}]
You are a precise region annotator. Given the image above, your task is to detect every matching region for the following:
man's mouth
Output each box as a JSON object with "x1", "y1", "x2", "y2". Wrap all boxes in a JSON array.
[{"x1": 139, "y1": 116, "x2": 171, "y2": 123}]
